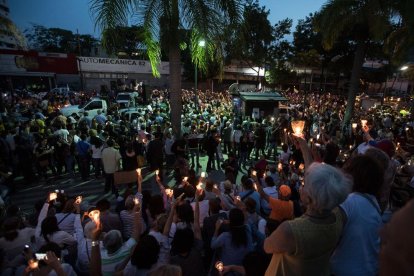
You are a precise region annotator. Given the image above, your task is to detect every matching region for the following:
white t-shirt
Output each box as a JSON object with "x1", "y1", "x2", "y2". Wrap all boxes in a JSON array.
[
  {"x1": 101, "y1": 147, "x2": 121, "y2": 174},
  {"x1": 91, "y1": 145, "x2": 103, "y2": 159},
  {"x1": 54, "y1": 129, "x2": 69, "y2": 142}
]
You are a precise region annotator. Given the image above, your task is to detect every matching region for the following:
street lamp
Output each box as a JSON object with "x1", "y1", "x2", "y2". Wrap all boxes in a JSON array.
[{"x1": 195, "y1": 40, "x2": 206, "y2": 111}]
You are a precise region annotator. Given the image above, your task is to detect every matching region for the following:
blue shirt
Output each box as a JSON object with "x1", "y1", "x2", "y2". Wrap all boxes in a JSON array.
[
  {"x1": 211, "y1": 226, "x2": 254, "y2": 266},
  {"x1": 330, "y1": 193, "x2": 382, "y2": 276},
  {"x1": 239, "y1": 190, "x2": 261, "y2": 214}
]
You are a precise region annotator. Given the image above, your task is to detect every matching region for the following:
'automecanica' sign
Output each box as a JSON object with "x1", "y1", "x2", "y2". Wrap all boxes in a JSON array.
[{"x1": 78, "y1": 57, "x2": 170, "y2": 75}]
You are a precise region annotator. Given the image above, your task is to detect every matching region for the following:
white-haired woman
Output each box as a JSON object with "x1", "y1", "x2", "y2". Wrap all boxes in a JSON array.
[{"x1": 263, "y1": 162, "x2": 352, "y2": 275}]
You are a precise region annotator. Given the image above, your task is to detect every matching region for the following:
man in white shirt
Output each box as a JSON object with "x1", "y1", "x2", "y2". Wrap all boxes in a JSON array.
[
  {"x1": 54, "y1": 125, "x2": 70, "y2": 142},
  {"x1": 101, "y1": 139, "x2": 121, "y2": 196}
]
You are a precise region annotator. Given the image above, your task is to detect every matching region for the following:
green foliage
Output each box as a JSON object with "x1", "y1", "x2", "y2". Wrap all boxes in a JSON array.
[
  {"x1": 225, "y1": 0, "x2": 274, "y2": 72},
  {"x1": 25, "y1": 24, "x2": 98, "y2": 54},
  {"x1": 265, "y1": 19, "x2": 295, "y2": 86},
  {"x1": 101, "y1": 25, "x2": 146, "y2": 58}
]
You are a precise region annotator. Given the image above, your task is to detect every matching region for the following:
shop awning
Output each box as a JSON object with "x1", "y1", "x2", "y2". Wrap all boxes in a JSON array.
[
  {"x1": 0, "y1": 72, "x2": 55, "y2": 77},
  {"x1": 239, "y1": 92, "x2": 288, "y2": 102}
]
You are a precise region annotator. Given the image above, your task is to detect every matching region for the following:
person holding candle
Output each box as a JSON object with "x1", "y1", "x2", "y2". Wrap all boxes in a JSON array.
[
  {"x1": 211, "y1": 208, "x2": 254, "y2": 268},
  {"x1": 35, "y1": 193, "x2": 77, "y2": 250},
  {"x1": 264, "y1": 162, "x2": 351, "y2": 275}
]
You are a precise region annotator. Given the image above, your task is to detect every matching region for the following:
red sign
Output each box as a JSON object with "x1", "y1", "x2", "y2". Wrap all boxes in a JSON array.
[{"x1": 0, "y1": 49, "x2": 78, "y2": 74}]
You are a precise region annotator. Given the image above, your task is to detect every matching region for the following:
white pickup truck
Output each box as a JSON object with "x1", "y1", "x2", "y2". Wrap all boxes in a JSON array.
[{"x1": 60, "y1": 98, "x2": 108, "y2": 118}]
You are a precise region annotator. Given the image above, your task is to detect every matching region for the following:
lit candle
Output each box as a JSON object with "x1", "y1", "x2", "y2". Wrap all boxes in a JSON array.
[
  {"x1": 299, "y1": 163, "x2": 304, "y2": 171},
  {"x1": 89, "y1": 210, "x2": 100, "y2": 224},
  {"x1": 183, "y1": 176, "x2": 188, "y2": 182},
  {"x1": 136, "y1": 168, "x2": 141, "y2": 175},
  {"x1": 361, "y1": 119, "x2": 367, "y2": 128},
  {"x1": 278, "y1": 162, "x2": 283, "y2": 172},
  {"x1": 155, "y1": 169, "x2": 159, "y2": 175},
  {"x1": 165, "y1": 188, "x2": 173, "y2": 197},
  {"x1": 215, "y1": 261, "x2": 224, "y2": 272},
  {"x1": 252, "y1": 170, "x2": 257, "y2": 176},
  {"x1": 213, "y1": 184, "x2": 218, "y2": 189},
  {"x1": 349, "y1": 145, "x2": 352, "y2": 150},
  {"x1": 75, "y1": 196, "x2": 82, "y2": 204},
  {"x1": 133, "y1": 197, "x2": 140, "y2": 205},
  {"x1": 316, "y1": 134, "x2": 320, "y2": 140},
  {"x1": 235, "y1": 196, "x2": 241, "y2": 201},
  {"x1": 197, "y1": 182, "x2": 203, "y2": 191},
  {"x1": 49, "y1": 192, "x2": 57, "y2": 201},
  {"x1": 352, "y1": 123, "x2": 357, "y2": 129},
  {"x1": 201, "y1": 172, "x2": 206, "y2": 178},
  {"x1": 29, "y1": 259, "x2": 39, "y2": 269}
]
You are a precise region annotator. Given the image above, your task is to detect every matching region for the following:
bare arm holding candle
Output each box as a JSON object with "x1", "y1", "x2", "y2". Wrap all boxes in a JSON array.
[{"x1": 291, "y1": 135, "x2": 314, "y2": 169}]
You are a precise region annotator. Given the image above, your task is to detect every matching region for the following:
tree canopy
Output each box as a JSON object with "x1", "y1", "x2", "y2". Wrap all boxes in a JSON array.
[{"x1": 25, "y1": 24, "x2": 99, "y2": 55}]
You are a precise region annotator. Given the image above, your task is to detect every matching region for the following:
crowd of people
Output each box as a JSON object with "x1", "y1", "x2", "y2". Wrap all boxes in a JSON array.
[{"x1": 0, "y1": 86, "x2": 413, "y2": 275}]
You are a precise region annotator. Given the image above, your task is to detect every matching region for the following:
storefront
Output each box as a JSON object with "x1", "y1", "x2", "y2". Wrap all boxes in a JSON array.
[
  {"x1": 0, "y1": 50, "x2": 78, "y2": 91},
  {"x1": 78, "y1": 56, "x2": 170, "y2": 92}
]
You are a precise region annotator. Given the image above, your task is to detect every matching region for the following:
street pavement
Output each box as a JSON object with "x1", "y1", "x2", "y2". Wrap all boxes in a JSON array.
[{"x1": 10, "y1": 152, "x2": 230, "y2": 216}]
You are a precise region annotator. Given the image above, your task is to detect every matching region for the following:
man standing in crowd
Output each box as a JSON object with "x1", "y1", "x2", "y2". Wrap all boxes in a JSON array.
[
  {"x1": 102, "y1": 139, "x2": 121, "y2": 196},
  {"x1": 76, "y1": 134, "x2": 91, "y2": 181}
]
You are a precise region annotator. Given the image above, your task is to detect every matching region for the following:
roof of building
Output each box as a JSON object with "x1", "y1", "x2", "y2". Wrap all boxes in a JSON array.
[{"x1": 238, "y1": 92, "x2": 288, "y2": 102}]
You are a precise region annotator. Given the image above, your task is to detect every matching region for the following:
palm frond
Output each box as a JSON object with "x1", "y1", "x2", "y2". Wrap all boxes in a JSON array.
[
  {"x1": 89, "y1": 0, "x2": 134, "y2": 31},
  {"x1": 314, "y1": 0, "x2": 361, "y2": 49},
  {"x1": 139, "y1": 0, "x2": 164, "y2": 77}
]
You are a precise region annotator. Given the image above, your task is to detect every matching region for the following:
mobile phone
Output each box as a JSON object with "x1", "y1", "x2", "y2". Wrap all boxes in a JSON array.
[{"x1": 35, "y1": 253, "x2": 47, "y2": 260}]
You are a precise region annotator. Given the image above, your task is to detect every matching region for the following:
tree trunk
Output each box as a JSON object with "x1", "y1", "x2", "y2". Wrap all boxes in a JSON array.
[
  {"x1": 343, "y1": 41, "x2": 366, "y2": 127},
  {"x1": 169, "y1": 0, "x2": 182, "y2": 138}
]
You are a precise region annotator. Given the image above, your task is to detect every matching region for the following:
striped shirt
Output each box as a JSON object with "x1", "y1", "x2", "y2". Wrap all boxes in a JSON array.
[{"x1": 120, "y1": 210, "x2": 134, "y2": 240}]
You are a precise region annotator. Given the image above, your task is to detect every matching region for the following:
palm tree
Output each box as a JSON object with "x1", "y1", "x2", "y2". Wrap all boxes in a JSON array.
[
  {"x1": 314, "y1": 0, "x2": 393, "y2": 127},
  {"x1": 90, "y1": 0, "x2": 242, "y2": 137}
]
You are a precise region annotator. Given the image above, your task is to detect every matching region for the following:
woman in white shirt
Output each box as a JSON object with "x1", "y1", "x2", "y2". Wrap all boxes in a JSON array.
[
  {"x1": 54, "y1": 199, "x2": 76, "y2": 236},
  {"x1": 91, "y1": 138, "x2": 104, "y2": 178},
  {"x1": 35, "y1": 202, "x2": 77, "y2": 250}
]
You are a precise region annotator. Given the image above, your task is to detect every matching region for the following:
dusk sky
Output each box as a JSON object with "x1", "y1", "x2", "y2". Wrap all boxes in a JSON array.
[{"x1": 9, "y1": 0, "x2": 326, "y2": 38}]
